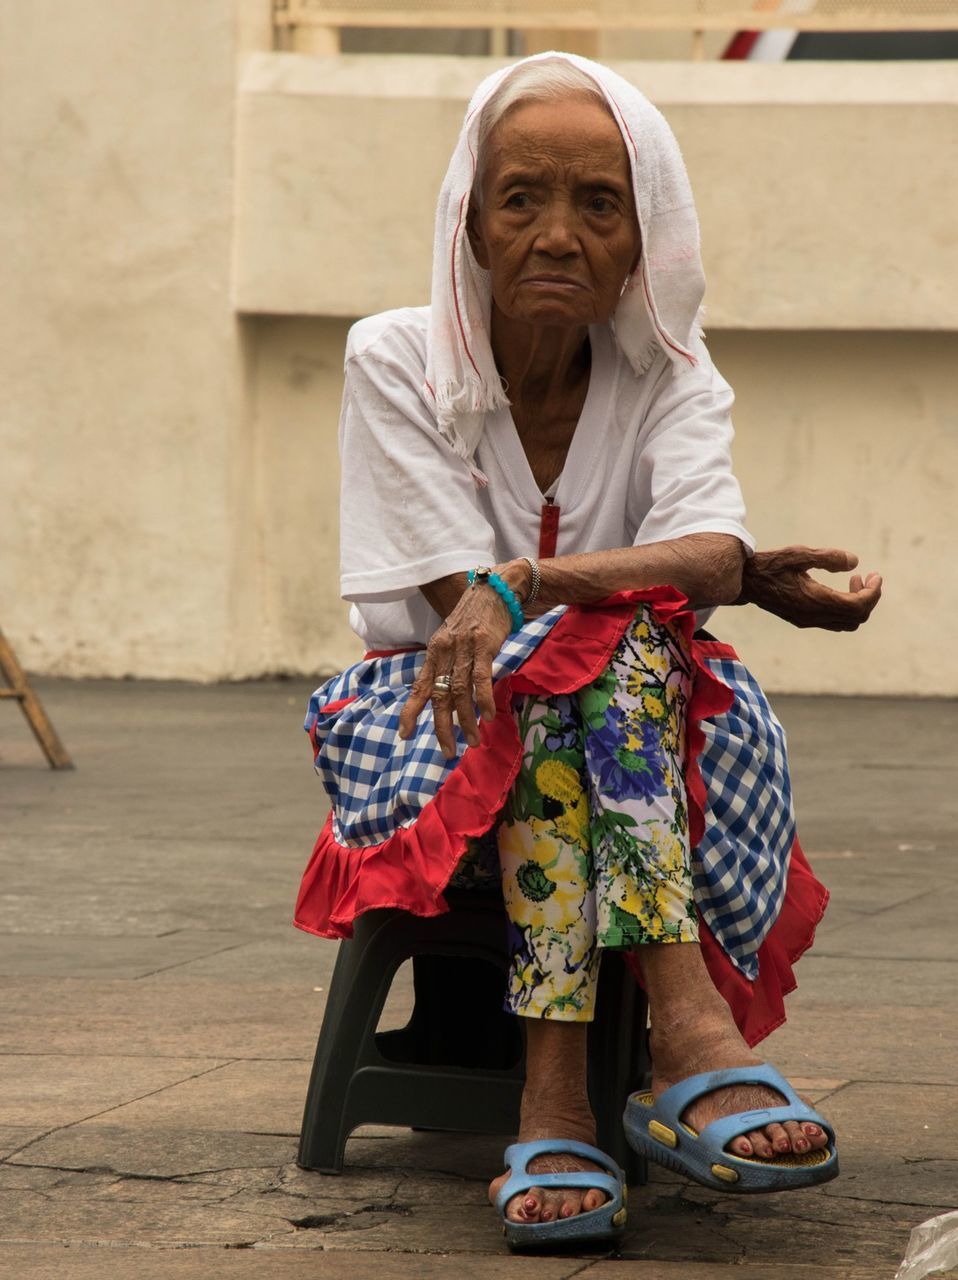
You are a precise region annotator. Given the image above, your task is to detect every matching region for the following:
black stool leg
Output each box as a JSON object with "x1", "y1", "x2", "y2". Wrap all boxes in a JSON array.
[
  {"x1": 589, "y1": 952, "x2": 649, "y2": 1185},
  {"x1": 297, "y1": 927, "x2": 394, "y2": 1173},
  {"x1": 298, "y1": 899, "x2": 526, "y2": 1175}
]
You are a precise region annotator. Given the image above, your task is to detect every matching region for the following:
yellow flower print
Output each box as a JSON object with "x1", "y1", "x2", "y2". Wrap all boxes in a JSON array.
[
  {"x1": 655, "y1": 880, "x2": 687, "y2": 924},
  {"x1": 634, "y1": 620, "x2": 651, "y2": 643},
  {"x1": 626, "y1": 669, "x2": 647, "y2": 699},
  {"x1": 500, "y1": 818, "x2": 586, "y2": 931},
  {"x1": 642, "y1": 693, "x2": 666, "y2": 720},
  {"x1": 644, "y1": 822, "x2": 686, "y2": 875},
  {"x1": 554, "y1": 792, "x2": 590, "y2": 847},
  {"x1": 645, "y1": 913, "x2": 665, "y2": 940},
  {"x1": 535, "y1": 758, "x2": 583, "y2": 806}
]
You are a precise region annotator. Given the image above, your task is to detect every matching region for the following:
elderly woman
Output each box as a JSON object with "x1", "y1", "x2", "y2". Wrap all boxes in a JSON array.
[{"x1": 295, "y1": 53, "x2": 881, "y2": 1248}]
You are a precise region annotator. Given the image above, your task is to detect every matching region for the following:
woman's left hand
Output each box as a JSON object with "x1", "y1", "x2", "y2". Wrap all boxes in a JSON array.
[
  {"x1": 398, "y1": 583, "x2": 513, "y2": 758},
  {"x1": 737, "y1": 546, "x2": 883, "y2": 631}
]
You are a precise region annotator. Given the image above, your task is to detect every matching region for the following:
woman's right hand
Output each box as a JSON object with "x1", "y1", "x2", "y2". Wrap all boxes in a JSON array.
[{"x1": 398, "y1": 577, "x2": 516, "y2": 758}]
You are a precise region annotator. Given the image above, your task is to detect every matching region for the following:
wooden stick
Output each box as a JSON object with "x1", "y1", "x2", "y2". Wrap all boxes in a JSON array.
[{"x1": 0, "y1": 628, "x2": 74, "y2": 770}]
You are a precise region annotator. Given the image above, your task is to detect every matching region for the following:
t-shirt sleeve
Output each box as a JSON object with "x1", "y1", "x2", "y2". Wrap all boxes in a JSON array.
[
  {"x1": 630, "y1": 340, "x2": 755, "y2": 553},
  {"x1": 338, "y1": 348, "x2": 497, "y2": 603}
]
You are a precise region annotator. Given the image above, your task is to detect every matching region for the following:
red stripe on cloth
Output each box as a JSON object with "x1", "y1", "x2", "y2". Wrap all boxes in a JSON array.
[
  {"x1": 539, "y1": 502, "x2": 561, "y2": 559},
  {"x1": 723, "y1": 30, "x2": 761, "y2": 59}
]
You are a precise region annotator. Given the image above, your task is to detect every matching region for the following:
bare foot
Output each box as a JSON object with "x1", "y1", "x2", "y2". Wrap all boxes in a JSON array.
[
  {"x1": 488, "y1": 1098, "x2": 609, "y2": 1224},
  {"x1": 488, "y1": 1022, "x2": 611, "y2": 1225},
  {"x1": 650, "y1": 1012, "x2": 831, "y2": 1161}
]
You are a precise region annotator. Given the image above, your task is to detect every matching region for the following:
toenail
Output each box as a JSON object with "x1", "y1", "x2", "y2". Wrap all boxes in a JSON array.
[
  {"x1": 796, "y1": 1139, "x2": 809, "y2": 1151},
  {"x1": 776, "y1": 1139, "x2": 789, "y2": 1151},
  {"x1": 804, "y1": 1125, "x2": 820, "y2": 1136}
]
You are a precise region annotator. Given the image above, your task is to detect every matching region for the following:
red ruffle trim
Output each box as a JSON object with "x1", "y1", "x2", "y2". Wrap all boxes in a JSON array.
[{"x1": 294, "y1": 588, "x2": 827, "y2": 1045}]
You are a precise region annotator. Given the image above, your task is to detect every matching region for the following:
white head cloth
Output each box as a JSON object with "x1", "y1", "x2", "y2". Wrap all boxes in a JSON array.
[{"x1": 425, "y1": 52, "x2": 707, "y2": 480}]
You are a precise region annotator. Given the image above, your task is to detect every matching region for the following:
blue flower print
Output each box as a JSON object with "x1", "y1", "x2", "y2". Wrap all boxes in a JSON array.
[{"x1": 586, "y1": 704, "x2": 667, "y2": 803}]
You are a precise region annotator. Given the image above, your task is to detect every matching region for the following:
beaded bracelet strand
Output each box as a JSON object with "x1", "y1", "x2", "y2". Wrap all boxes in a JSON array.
[{"x1": 467, "y1": 567, "x2": 525, "y2": 632}]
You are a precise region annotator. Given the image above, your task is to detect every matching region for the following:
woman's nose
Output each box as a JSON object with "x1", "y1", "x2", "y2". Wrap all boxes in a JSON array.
[{"x1": 533, "y1": 205, "x2": 580, "y2": 256}]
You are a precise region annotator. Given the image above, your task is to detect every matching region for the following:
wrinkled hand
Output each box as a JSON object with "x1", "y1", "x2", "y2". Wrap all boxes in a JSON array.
[
  {"x1": 398, "y1": 584, "x2": 512, "y2": 758},
  {"x1": 737, "y1": 546, "x2": 882, "y2": 631}
]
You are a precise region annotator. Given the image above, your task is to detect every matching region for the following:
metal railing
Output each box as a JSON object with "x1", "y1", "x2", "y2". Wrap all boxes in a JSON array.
[{"x1": 274, "y1": 0, "x2": 958, "y2": 58}]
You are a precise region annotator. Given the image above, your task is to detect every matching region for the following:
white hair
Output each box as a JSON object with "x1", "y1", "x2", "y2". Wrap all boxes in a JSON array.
[{"x1": 473, "y1": 59, "x2": 612, "y2": 200}]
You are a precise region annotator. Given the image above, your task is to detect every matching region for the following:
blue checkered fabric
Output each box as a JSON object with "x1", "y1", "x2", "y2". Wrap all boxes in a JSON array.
[
  {"x1": 306, "y1": 618, "x2": 796, "y2": 977},
  {"x1": 305, "y1": 609, "x2": 566, "y2": 847},
  {"x1": 695, "y1": 655, "x2": 796, "y2": 977}
]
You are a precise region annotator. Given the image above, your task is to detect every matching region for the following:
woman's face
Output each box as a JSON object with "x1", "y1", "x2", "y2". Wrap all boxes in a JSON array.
[{"x1": 468, "y1": 96, "x2": 641, "y2": 330}]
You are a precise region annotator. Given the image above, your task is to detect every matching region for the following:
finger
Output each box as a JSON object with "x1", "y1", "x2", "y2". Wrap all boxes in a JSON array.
[
  {"x1": 850, "y1": 574, "x2": 863, "y2": 593},
  {"x1": 803, "y1": 547, "x2": 859, "y2": 573},
  {"x1": 453, "y1": 661, "x2": 481, "y2": 749},
  {"x1": 793, "y1": 581, "x2": 868, "y2": 632},
  {"x1": 432, "y1": 686, "x2": 459, "y2": 759},
  {"x1": 398, "y1": 655, "x2": 435, "y2": 739},
  {"x1": 473, "y1": 646, "x2": 497, "y2": 725}
]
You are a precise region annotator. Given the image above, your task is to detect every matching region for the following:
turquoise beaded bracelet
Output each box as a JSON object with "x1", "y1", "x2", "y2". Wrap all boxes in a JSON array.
[{"x1": 467, "y1": 567, "x2": 524, "y2": 632}]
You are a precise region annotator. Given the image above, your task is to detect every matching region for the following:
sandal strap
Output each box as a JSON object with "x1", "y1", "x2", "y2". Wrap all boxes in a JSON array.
[
  {"x1": 502, "y1": 1138, "x2": 623, "y2": 1179},
  {"x1": 698, "y1": 1101, "x2": 833, "y2": 1152},
  {"x1": 650, "y1": 1063, "x2": 801, "y2": 1131},
  {"x1": 494, "y1": 1139, "x2": 623, "y2": 1215}
]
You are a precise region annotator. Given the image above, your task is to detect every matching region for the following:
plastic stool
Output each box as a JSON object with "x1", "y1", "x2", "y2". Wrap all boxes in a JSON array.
[{"x1": 297, "y1": 891, "x2": 649, "y2": 1183}]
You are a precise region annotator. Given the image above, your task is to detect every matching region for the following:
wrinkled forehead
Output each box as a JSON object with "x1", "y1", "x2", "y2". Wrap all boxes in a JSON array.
[{"x1": 476, "y1": 91, "x2": 634, "y2": 196}]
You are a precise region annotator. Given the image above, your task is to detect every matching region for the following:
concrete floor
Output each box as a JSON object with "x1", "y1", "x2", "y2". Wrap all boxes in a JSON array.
[{"x1": 0, "y1": 679, "x2": 955, "y2": 1279}]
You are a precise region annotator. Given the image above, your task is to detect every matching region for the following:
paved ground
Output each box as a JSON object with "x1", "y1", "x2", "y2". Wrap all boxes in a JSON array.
[{"x1": 0, "y1": 679, "x2": 955, "y2": 1280}]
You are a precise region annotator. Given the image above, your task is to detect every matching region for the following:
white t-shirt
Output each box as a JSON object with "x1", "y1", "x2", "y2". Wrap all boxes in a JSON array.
[{"x1": 338, "y1": 307, "x2": 754, "y2": 649}]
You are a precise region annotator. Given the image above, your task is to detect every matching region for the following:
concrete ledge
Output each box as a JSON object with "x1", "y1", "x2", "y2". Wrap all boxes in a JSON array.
[{"x1": 233, "y1": 54, "x2": 958, "y2": 328}]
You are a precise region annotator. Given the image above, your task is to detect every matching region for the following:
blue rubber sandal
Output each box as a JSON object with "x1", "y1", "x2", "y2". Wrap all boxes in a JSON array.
[
  {"x1": 494, "y1": 1138, "x2": 628, "y2": 1250},
  {"x1": 623, "y1": 1063, "x2": 839, "y2": 1193}
]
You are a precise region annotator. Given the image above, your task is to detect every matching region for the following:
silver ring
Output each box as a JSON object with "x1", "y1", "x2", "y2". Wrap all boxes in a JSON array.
[{"x1": 432, "y1": 675, "x2": 453, "y2": 692}]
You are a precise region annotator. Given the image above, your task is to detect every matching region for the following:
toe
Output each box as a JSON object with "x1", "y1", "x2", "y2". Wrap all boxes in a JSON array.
[
  {"x1": 802, "y1": 1122, "x2": 829, "y2": 1150},
  {"x1": 729, "y1": 1134, "x2": 754, "y2": 1157},
  {"x1": 582, "y1": 1188, "x2": 606, "y2": 1213},
  {"x1": 746, "y1": 1128, "x2": 775, "y2": 1159},
  {"x1": 558, "y1": 1193, "x2": 582, "y2": 1219},
  {"x1": 784, "y1": 1120, "x2": 810, "y2": 1153},
  {"x1": 506, "y1": 1189, "x2": 541, "y2": 1223},
  {"x1": 764, "y1": 1122, "x2": 791, "y2": 1155}
]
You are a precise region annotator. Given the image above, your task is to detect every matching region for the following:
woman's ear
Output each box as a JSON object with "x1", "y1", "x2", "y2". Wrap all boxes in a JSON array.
[{"x1": 466, "y1": 196, "x2": 490, "y2": 270}]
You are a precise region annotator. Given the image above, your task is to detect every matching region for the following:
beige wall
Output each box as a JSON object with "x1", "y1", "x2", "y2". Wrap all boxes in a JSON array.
[
  {"x1": 236, "y1": 320, "x2": 958, "y2": 696},
  {"x1": 2, "y1": 20, "x2": 956, "y2": 693},
  {"x1": 233, "y1": 56, "x2": 958, "y2": 330},
  {"x1": 0, "y1": 0, "x2": 250, "y2": 680}
]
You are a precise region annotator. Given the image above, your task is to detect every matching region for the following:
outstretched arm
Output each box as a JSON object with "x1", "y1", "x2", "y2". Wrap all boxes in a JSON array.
[
  {"x1": 400, "y1": 533, "x2": 744, "y2": 756},
  {"x1": 734, "y1": 546, "x2": 882, "y2": 631}
]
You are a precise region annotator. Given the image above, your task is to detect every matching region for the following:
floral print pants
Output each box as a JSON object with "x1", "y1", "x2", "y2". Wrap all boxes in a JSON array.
[{"x1": 451, "y1": 605, "x2": 698, "y2": 1022}]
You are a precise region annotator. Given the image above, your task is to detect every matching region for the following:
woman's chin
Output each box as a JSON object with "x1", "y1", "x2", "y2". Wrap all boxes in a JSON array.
[{"x1": 507, "y1": 301, "x2": 599, "y2": 329}]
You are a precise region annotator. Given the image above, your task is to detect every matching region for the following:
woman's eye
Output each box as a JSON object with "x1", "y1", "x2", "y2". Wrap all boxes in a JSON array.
[
  {"x1": 505, "y1": 192, "x2": 530, "y2": 209},
  {"x1": 588, "y1": 195, "x2": 616, "y2": 214}
]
